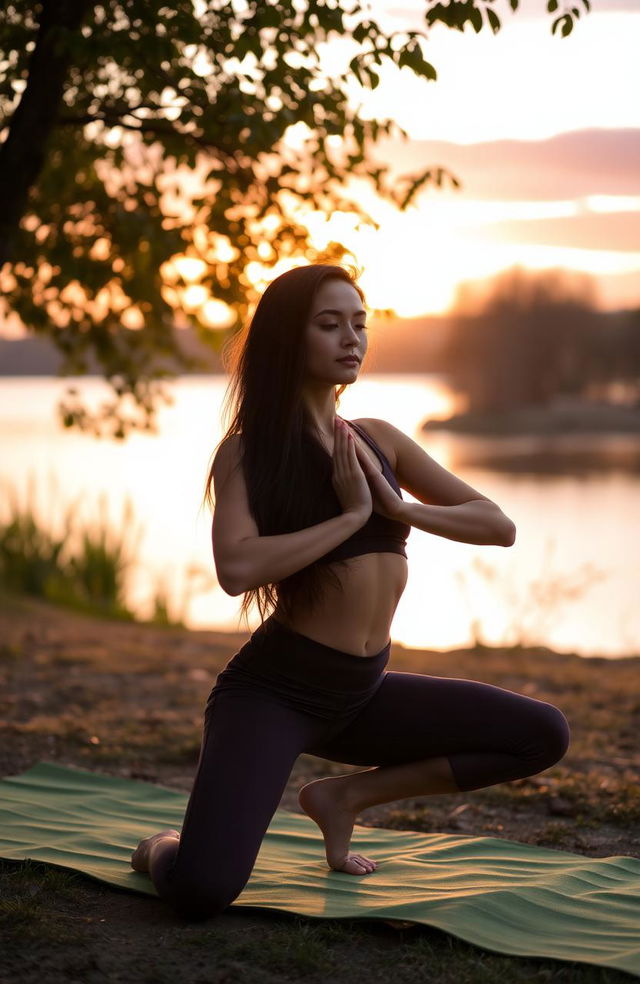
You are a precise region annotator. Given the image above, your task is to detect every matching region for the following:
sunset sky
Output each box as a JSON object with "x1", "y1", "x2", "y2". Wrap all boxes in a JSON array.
[
  {"x1": 2, "y1": 0, "x2": 639, "y2": 335},
  {"x1": 296, "y1": 0, "x2": 640, "y2": 316}
]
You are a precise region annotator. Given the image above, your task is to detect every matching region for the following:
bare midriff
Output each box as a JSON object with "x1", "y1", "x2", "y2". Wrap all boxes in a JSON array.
[
  {"x1": 274, "y1": 551, "x2": 408, "y2": 657},
  {"x1": 272, "y1": 419, "x2": 407, "y2": 657}
]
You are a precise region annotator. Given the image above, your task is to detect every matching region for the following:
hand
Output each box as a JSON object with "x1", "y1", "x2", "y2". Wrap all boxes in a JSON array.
[
  {"x1": 331, "y1": 418, "x2": 372, "y2": 520},
  {"x1": 352, "y1": 439, "x2": 406, "y2": 522}
]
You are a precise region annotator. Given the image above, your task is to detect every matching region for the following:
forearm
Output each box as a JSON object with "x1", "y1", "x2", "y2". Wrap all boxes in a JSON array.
[
  {"x1": 225, "y1": 510, "x2": 367, "y2": 595},
  {"x1": 399, "y1": 498, "x2": 516, "y2": 546}
]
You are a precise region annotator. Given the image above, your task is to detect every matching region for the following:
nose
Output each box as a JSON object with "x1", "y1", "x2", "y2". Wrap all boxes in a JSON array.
[{"x1": 342, "y1": 323, "x2": 360, "y2": 345}]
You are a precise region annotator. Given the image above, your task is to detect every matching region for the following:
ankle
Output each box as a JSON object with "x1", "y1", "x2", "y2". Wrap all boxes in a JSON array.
[{"x1": 340, "y1": 770, "x2": 375, "y2": 815}]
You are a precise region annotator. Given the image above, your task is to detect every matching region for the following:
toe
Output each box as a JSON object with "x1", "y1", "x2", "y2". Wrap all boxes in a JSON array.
[
  {"x1": 334, "y1": 856, "x2": 367, "y2": 875},
  {"x1": 347, "y1": 860, "x2": 367, "y2": 875},
  {"x1": 353, "y1": 854, "x2": 376, "y2": 872}
]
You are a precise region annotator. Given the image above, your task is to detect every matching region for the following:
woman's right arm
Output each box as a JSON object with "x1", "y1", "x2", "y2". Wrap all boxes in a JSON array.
[{"x1": 211, "y1": 421, "x2": 372, "y2": 596}]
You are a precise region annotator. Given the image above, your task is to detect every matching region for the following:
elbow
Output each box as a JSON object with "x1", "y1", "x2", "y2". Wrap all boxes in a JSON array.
[
  {"x1": 477, "y1": 502, "x2": 516, "y2": 547},
  {"x1": 215, "y1": 560, "x2": 248, "y2": 597},
  {"x1": 498, "y1": 518, "x2": 517, "y2": 547},
  {"x1": 220, "y1": 571, "x2": 248, "y2": 597},
  {"x1": 221, "y1": 579, "x2": 245, "y2": 597},
  {"x1": 216, "y1": 573, "x2": 239, "y2": 596}
]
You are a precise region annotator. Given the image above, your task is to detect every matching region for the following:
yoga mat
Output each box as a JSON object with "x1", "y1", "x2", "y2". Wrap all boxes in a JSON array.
[{"x1": 1, "y1": 762, "x2": 638, "y2": 976}]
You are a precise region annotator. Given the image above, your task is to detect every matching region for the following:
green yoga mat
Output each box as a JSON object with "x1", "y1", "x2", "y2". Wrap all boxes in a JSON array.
[{"x1": 1, "y1": 762, "x2": 638, "y2": 976}]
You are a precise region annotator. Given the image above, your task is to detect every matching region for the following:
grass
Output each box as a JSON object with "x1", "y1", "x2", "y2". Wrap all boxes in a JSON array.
[
  {"x1": 0, "y1": 477, "x2": 201, "y2": 626},
  {"x1": 0, "y1": 861, "x2": 88, "y2": 945},
  {"x1": 0, "y1": 476, "x2": 137, "y2": 619}
]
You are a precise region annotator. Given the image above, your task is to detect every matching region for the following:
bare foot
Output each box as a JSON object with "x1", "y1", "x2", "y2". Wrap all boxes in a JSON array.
[
  {"x1": 298, "y1": 776, "x2": 377, "y2": 876},
  {"x1": 130, "y1": 829, "x2": 180, "y2": 873}
]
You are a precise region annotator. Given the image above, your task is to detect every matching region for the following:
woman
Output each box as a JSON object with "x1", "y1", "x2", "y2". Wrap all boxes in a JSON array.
[{"x1": 131, "y1": 263, "x2": 569, "y2": 919}]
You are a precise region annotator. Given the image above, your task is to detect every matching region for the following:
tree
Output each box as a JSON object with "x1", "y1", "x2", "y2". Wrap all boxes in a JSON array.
[
  {"x1": 438, "y1": 267, "x2": 603, "y2": 413},
  {"x1": 0, "y1": 0, "x2": 590, "y2": 436}
]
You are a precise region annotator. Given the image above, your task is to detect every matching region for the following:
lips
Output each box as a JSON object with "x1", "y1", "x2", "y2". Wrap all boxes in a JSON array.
[{"x1": 337, "y1": 356, "x2": 359, "y2": 365}]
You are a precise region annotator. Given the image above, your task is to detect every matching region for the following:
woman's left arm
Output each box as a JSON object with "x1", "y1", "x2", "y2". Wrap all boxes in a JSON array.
[
  {"x1": 356, "y1": 419, "x2": 516, "y2": 547},
  {"x1": 400, "y1": 498, "x2": 516, "y2": 546}
]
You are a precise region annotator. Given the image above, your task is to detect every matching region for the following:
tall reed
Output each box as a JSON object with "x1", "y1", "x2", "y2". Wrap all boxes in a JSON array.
[{"x1": 0, "y1": 477, "x2": 139, "y2": 619}]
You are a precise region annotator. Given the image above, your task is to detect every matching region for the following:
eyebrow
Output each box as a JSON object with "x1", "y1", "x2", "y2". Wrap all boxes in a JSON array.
[{"x1": 313, "y1": 308, "x2": 367, "y2": 318}]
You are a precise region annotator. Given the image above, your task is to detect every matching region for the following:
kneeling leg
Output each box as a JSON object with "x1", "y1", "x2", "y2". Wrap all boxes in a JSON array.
[{"x1": 139, "y1": 693, "x2": 317, "y2": 919}]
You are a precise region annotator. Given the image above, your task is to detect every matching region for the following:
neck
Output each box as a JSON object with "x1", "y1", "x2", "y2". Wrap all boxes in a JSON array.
[{"x1": 301, "y1": 384, "x2": 338, "y2": 437}]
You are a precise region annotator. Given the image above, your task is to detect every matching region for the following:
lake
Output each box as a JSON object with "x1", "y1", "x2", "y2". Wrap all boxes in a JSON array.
[{"x1": 1, "y1": 375, "x2": 638, "y2": 658}]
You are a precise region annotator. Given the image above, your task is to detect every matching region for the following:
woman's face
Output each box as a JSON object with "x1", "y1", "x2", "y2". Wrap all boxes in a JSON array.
[{"x1": 304, "y1": 279, "x2": 368, "y2": 385}]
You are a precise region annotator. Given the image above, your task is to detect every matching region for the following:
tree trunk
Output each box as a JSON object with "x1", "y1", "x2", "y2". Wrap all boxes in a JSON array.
[{"x1": 0, "y1": 0, "x2": 92, "y2": 267}]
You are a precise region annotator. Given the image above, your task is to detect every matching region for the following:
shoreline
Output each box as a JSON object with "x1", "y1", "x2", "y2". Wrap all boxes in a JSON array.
[{"x1": 422, "y1": 400, "x2": 640, "y2": 437}]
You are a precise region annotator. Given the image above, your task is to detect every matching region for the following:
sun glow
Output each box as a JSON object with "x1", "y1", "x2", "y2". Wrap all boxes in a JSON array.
[{"x1": 296, "y1": 190, "x2": 640, "y2": 317}]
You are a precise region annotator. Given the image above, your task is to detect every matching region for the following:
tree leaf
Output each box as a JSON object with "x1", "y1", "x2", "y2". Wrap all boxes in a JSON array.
[
  {"x1": 486, "y1": 8, "x2": 501, "y2": 34},
  {"x1": 561, "y1": 14, "x2": 574, "y2": 35}
]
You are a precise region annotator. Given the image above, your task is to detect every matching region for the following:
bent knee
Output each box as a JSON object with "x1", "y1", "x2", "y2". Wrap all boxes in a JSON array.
[
  {"x1": 535, "y1": 701, "x2": 570, "y2": 770},
  {"x1": 175, "y1": 896, "x2": 227, "y2": 921},
  {"x1": 168, "y1": 875, "x2": 245, "y2": 921}
]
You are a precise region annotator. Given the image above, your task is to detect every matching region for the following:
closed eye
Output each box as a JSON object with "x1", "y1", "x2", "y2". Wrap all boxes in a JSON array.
[{"x1": 319, "y1": 323, "x2": 367, "y2": 330}]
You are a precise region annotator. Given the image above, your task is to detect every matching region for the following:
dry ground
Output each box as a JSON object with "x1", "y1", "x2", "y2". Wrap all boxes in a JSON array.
[{"x1": 1, "y1": 594, "x2": 638, "y2": 983}]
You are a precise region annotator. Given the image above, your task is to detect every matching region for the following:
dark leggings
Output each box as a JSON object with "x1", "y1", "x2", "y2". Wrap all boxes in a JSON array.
[{"x1": 148, "y1": 616, "x2": 569, "y2": 919}]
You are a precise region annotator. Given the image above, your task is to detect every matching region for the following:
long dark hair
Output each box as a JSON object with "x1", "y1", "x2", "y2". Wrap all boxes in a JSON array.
[{"x1": 203, "y1": 264, "x2": 366, "y2": 628}]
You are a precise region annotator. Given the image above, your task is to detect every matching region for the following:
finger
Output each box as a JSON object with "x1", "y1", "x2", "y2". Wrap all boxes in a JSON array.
[
  {"x1": 334, "y1": 419, "x2": 347, "y2": 473},
  {"x1": 346, "y1": 432, "x2": 365, "y2": 472},
  {"x1": 340, "y1": 422, "x2": 352, "y2": 457},
  {"x1": 351, "y1": 439, "x2": 374, "y2": 470},
  {"x1": 353, "y1": 443, "x2": 374, "y2": 473},
  {"x1": 339, "y1": 428, "x2": 350, "y2": 472}
]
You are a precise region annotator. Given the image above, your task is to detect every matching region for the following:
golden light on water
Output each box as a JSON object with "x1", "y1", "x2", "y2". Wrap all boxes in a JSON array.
[
  {"x1": 1, "y1": 376, "x2": 639, "y2": 656},
  {"x1": 341, "y1": 373, "x2": 458, "y2": 432}
]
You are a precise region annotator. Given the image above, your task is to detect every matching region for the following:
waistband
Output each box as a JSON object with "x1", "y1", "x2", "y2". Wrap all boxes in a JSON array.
[{"x1": 234, "y1": 614, "x2": 390, "y2": 695}]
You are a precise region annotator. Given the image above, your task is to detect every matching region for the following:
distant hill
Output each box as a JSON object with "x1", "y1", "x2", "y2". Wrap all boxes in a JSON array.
[
  {"x1": 0, "y1": 316, "x2": 451, "y2": 376},
  {"x1": 0, "y1": 328, "x2": 223, "y2": 376}
]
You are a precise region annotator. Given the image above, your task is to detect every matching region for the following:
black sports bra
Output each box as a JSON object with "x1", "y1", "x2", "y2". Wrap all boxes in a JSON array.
[{"x1": 317, "y1": 420, "x2": 411, "y2": 564}]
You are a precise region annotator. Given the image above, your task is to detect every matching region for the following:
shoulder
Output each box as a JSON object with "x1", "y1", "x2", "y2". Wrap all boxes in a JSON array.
[
  {"x1": 212, "y1": 433, "x2": 244, "y2": 484},
  {"x1": 215, "y1": 432, "x2": 243, "y2": 460},
  {"x1": 355, "y1": 418, "x2": 492, "y2": 506},
  {"x1": 351, "y1": 417, "x2": 401, "y2": 470}
]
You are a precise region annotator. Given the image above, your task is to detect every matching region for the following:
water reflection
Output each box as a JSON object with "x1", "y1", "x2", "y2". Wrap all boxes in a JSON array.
[
  {"x1": 0, "y1": 375, "x2": 638, "y2": 658},
  {"x1": 427, "y1": 432, "x2": 640, "y2": 476}
]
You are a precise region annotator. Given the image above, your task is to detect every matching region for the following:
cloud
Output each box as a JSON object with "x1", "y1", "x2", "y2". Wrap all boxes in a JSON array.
[
  {"x1": 587, "y1": 0, "x2": 640, "y2": 10},
  {"x1": 465, "y1": 211, "x2": 640, "y2": 253},
  {"x1": 375, "y1": 129, "x2": 640, "y2": 200}
]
